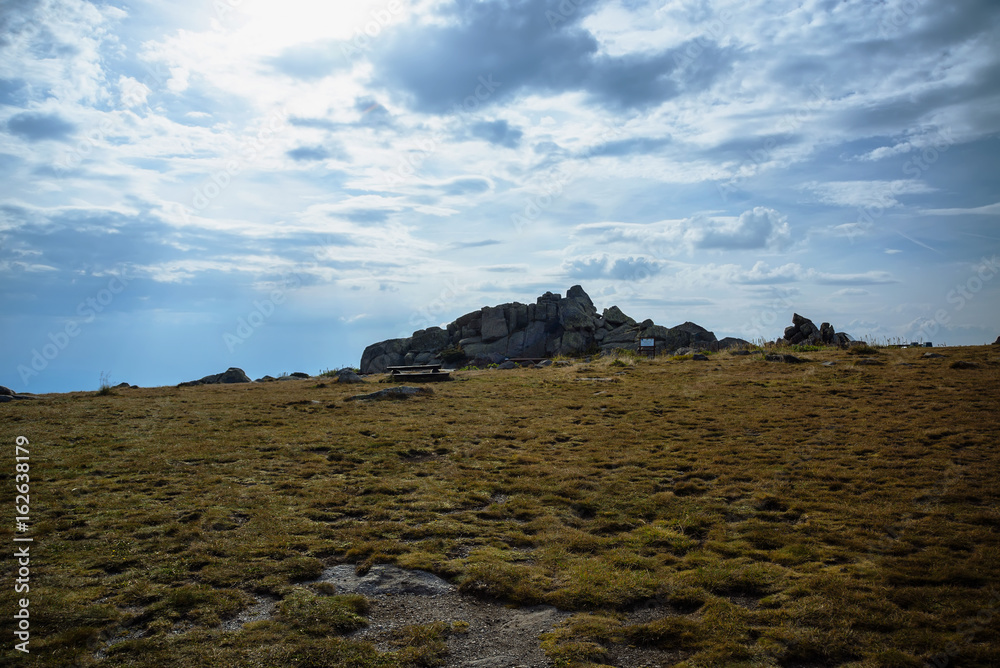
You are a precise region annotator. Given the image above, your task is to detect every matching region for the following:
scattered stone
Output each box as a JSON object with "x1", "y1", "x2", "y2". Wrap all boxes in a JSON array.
[
  {"x1": 497, "y1": 361, "x2": 517, "y2": 370},
  {"x1": 822, "y1": 361, "x2": 837, "y2": 366},
  {"x1": 178, "y1": 367, "x2": 251, "y2": 387},
  {"x1": 730, "y1": 350, "x2": 753, "y2": 356},
  {"x1": 950, "y1": 361, "x2": 979, "y2": 370},
  {"x1": 535, "y1": 359, "x2": 553, "y2": 367},
  {"x1": 289, "y1": 372, "x2": 310, "y2": 379},
  {"x1": 0, "y1": 385, "x2": 15, "y2": 396},
  {"x1": 854, "y1": 358, "x2": 884, "y2": 366},
  {"x1": 318, "y1": 564, "x2": 454, "y2": 596},
  {"x1": 334, "y1": 369, "x2": 364, "y2": 384},
  {"x1": 114, "y1": 382, "x2": 131, "y2": 389},
  {"x1": 692, "y1": 354, "x2": 710, "y2": 361},
  {"x1": 2, "y1": 394, "x2": 38, "y2": 402},
  {"x1": 923, "y1": 353, "x2": 946, "y2": 359},
  {"x1": 765, "y1": 354, "x2": 804, "y2": 363},
  {"x1": 255, "y1": 375, "x2": 277, "y2": 382},
  {"x1": 345, "y1": 386, "x2": 434, "y2": 401}
]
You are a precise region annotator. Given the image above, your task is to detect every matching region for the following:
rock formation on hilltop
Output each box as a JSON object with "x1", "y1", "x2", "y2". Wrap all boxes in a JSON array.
[
  {"x1": 360, "y1": 285, "x2": 748, "y2": 374},
  {"x1": 778, "y1": 313, "x2": 853, "y2": 347}
]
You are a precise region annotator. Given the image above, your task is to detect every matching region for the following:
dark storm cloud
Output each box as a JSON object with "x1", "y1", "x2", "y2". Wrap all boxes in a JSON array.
[
  {"x1": 369, "y1": 0, "x2": 736, "y2": 113},
  {"x1": 6, "y1": 111, "x2": 76, "y2": 141}
]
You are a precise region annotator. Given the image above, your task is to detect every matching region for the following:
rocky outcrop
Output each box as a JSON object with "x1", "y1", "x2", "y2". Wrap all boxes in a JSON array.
[
  {"x1": 178, "y1": 367, "x2": 251, "y2": 387},
  {"x1": 779, "y1": 314, "x2": 852, "y2": 347},
  {"x1": 360, "y1": 285, "x2": 746, "y2": 374},
  {"x1": 993, "y1": 335, "x2": 1000, "y2": 345}
]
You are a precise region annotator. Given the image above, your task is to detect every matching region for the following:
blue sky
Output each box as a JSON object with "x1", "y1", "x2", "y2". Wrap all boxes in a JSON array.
[{"x1": 2, "y1": 0, "x2": 999, "y2": 393}]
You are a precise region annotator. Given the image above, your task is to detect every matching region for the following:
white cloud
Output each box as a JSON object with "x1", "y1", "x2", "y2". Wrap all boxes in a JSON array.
[
  {"x1": 574, "y1": 207, "x2": 792, "y2": 256},
  {"x1": 118, "y1": 76, "x2": 151, "y2": 108},
  {"x1": 802, "y1": 180, "x2": 936, "y2": 209},
  {"x1": 562, "y1": 254, "x2": 665, "y2": 280},
  {"x1": 166, "y1": 67, "x2": 190, "y2": 93},
  {"x1": 919, "y1": 202, "x2": 1000, "y2": 216},
  {"x1": 854, "y1": 142, "x2": 913, "y2": 162}
]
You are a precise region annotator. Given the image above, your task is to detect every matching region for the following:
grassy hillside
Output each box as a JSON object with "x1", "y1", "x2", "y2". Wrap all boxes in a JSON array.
[{"x1": 2, "y1": 345, "x2": 999, "y2": 667}]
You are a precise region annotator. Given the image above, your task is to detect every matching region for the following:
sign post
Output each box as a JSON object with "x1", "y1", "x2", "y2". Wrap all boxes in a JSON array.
[{"x1": 639, "y1": 338, "x2": 656, "y2": 357}]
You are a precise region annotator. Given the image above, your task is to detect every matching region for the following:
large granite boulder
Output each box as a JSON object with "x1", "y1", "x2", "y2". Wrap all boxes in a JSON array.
[
  {"x1": 359, "y1": 286, "x2": 729, "y2": 373},
  {"x1": 480, "y1": 307, "x2": 509, "y2": 342}
]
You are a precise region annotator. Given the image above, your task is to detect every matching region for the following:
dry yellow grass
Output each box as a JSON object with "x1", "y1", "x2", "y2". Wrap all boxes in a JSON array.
[{"x1": 1, "y1": 344, "x2": 998, "y2": 666}]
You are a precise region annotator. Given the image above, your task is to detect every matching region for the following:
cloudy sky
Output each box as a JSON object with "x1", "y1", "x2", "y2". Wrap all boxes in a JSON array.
[{"x1": 2, "y1": 0, "x2": 999, "y2": 392}]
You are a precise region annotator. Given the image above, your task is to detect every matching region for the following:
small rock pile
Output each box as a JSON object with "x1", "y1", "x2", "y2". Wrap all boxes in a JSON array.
[{"x1": 779, "y1": 314, "x2": 852, "y2": 347}]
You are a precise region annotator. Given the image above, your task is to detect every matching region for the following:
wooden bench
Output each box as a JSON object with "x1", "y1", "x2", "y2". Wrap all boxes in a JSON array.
[
  {"x1": 386, "y1": 364, "x2": 451, "y2": 382},
  {"x1": 386, "y1": 364, "x2": 443, "y2": 373}
]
